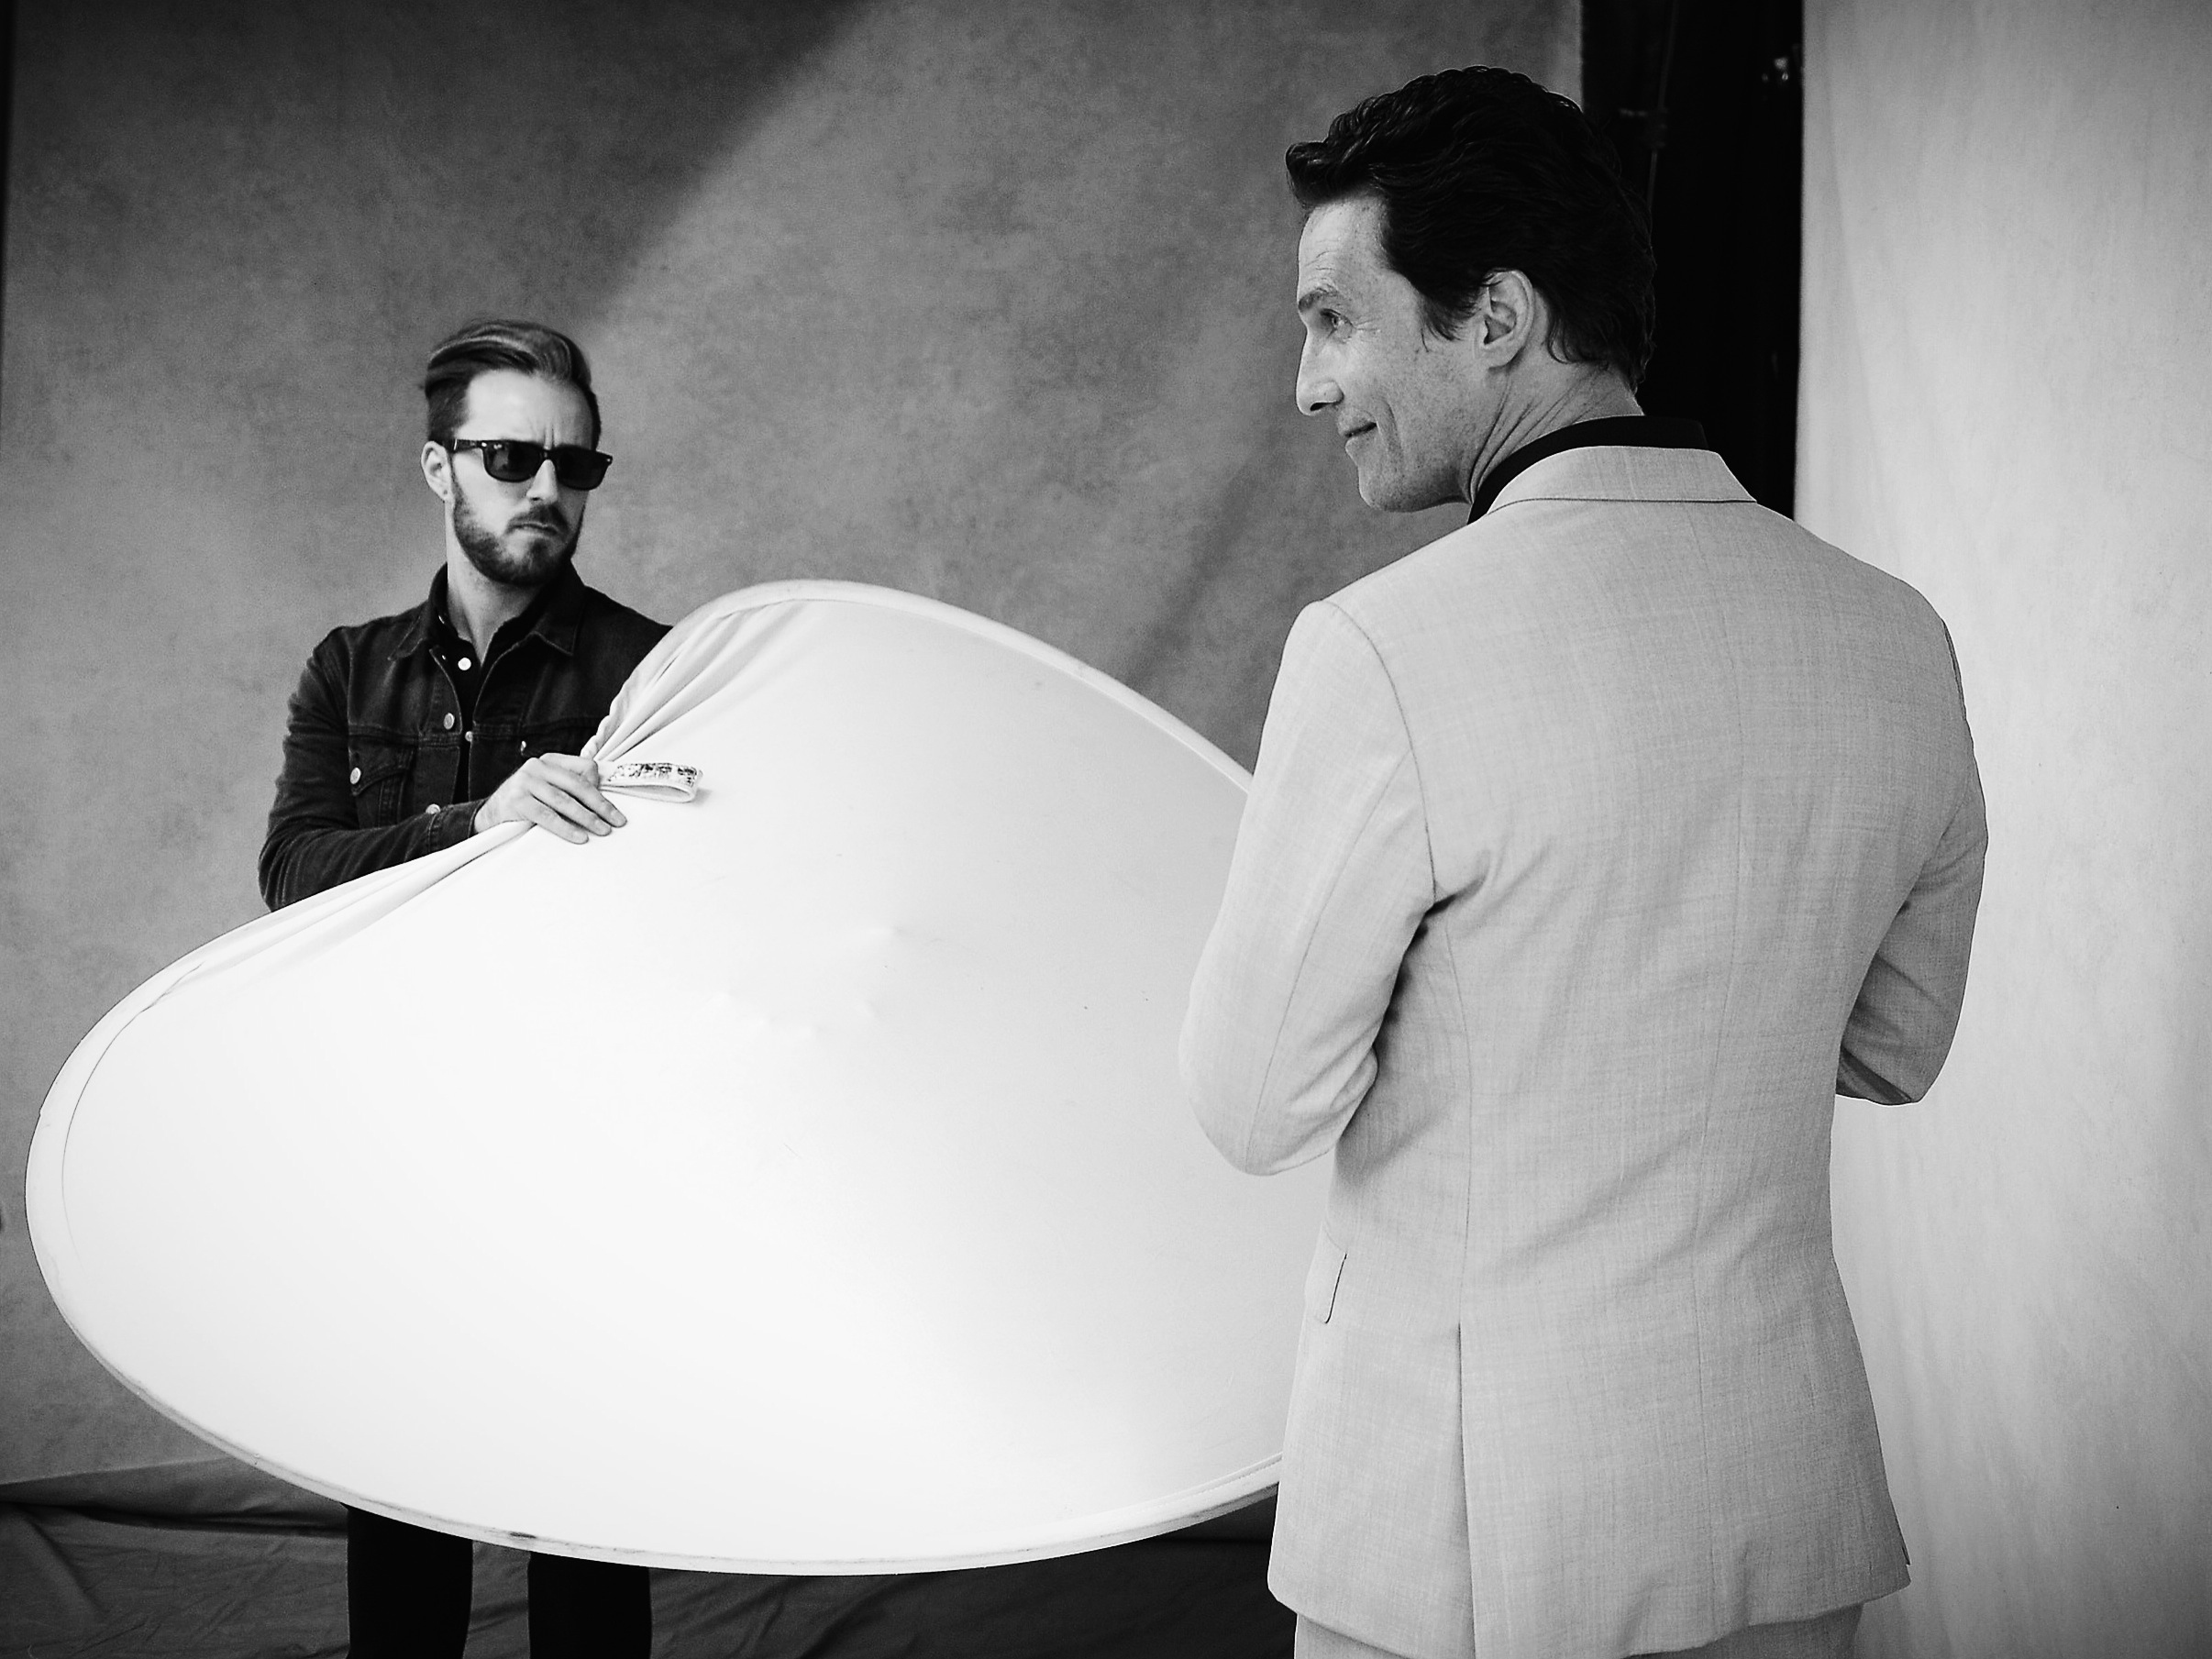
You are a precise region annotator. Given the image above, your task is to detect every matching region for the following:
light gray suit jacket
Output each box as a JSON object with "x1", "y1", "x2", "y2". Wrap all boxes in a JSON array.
[{"x1": 1180, "y1": 445, "x2": 1985, "y2": 1659}]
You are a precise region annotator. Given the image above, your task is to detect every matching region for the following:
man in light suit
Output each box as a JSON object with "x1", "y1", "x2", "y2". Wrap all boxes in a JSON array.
[{"x1": 1180, "y1": 68, "x2": 1985, "y2": 1659}]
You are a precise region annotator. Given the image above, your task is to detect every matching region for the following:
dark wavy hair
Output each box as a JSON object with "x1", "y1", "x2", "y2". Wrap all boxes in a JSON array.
[
  {"x1": 1287, "y1": 67, "x2": 1655, "y2": 387},
  {"x1": 423, "y1": 318, "x2": 602, "y2": 447}
]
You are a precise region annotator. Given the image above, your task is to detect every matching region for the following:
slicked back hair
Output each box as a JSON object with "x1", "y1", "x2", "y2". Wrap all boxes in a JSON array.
[
  {"x1": 1287, "y1": 66, "x2": 1656, "y2": 388},
  {"x1": 423, "y1": 318, "x2": 602, "y2": 448}
]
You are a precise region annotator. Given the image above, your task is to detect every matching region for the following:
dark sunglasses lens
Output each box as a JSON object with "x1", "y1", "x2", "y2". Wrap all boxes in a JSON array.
[
  {"x1": 552, "y1": 448, "x2": 611, "y2": 490},
  {"x1": 475, "y1": 441, "x2": 545, "y2": 483}
]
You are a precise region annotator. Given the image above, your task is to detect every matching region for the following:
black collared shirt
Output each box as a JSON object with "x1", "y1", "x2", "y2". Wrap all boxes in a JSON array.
[
  {"x1": 259, "y1": 562, "x2": 667, "y2": 910},
  {"x1": 428, "y1": 577, "x2": 560, "y2": 797},
  {"x1": 1467, "y1": 415, "x2": 1710, "y2": 524}
]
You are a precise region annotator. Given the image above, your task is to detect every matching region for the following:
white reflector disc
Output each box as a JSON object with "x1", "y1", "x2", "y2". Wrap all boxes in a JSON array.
[{"x1": 28, "y1": 582, "x2": 1326, "y2": 1571}]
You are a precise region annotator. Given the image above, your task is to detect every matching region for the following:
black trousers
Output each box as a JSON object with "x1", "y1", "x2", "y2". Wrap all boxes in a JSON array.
[{"x1": 346, "y1": 1506, "x2": 651, "y2": 1658}]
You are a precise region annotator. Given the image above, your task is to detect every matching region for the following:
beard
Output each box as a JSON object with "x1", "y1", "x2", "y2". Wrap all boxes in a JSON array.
[{"x1": 452, "y1": 489, "x2": 580, "y2": 589}]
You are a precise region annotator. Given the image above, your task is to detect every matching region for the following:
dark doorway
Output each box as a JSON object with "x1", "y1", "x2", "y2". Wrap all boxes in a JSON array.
[
  {"x1": 1584, "y1": 0, "x2": 1804, "y2": 515},
  {"x1": 1, "y1": 0, "x2": 14, "y2": 400}
]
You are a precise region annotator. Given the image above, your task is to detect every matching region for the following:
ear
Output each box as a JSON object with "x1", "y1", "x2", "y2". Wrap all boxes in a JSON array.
[
  {"x1": 1470, "y1": 270, "x2": 1547, "y2": 367},
  {"x1": 421, "y1": 440, "x2": 453, "y2": 503}
]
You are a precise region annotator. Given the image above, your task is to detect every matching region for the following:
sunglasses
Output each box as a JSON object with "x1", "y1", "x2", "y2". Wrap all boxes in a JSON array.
[{"x1": 447, "y1": 437, "x2": 614, "y2": 491}]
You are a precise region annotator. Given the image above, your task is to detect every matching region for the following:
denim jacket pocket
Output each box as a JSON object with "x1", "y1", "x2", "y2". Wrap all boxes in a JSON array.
[
  {"x1": 347, "y1": 742, "x2": 414, "y2": 828},
  {"x1": 1304, "y1": 1233, "x2": 1348, "y2": 1324}
]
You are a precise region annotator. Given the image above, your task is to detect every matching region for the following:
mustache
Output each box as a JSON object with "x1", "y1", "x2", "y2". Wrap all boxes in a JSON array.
[{"x1": 510, "y1": 508, "x2": 570, "y2": 535}]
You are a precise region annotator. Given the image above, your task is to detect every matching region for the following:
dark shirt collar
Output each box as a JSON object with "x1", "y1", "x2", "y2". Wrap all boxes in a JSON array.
[
  {"x1": 394, "y1": 560, "x2": 587, "y2": 661},
  {"x1": 1467, "y1": 415, "x2": 1710, "y2": 524}
]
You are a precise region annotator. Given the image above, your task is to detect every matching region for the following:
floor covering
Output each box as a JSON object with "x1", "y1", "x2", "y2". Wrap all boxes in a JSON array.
[{"x1": 0, "y1": 1462, "x2": 1290, "y2": 1658}]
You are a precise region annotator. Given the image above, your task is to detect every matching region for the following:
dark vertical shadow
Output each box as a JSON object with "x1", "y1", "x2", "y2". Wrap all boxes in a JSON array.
[
  {"x1": 0, "y1": 0, "x2": 14, "y2": 411},
  {"x1": 1585, "y1": 0, "x2": 1804, "y2": 515}
]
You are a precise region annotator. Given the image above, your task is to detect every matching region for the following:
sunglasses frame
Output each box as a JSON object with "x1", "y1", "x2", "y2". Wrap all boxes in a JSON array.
[{"x1": 445, "y1": 437, "x2": 614, "y2": 491}]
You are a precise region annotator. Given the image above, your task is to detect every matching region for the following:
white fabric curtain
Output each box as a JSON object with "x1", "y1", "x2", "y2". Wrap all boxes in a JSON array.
[{"x1": 1802, "y1": 3, "x2": 2212, "y2": 1653}]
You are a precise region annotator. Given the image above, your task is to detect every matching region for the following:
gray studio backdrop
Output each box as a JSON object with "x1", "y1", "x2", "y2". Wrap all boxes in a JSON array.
[{"x1": 0, "y1": 2, "x2": 1576, "y2": 1484}]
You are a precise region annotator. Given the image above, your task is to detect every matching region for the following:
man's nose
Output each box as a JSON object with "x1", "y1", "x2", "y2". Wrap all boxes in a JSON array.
[
  {"x1": 1296, "y1": 343, "x2": 1339, "y2": 417},
  {"x1": 525, "y1": 458, "x2": 562, "y2": 501}
]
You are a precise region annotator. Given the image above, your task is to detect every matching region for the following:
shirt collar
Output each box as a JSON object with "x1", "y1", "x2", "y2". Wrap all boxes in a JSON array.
[
  {"x1": 393, "y1": 561, "x2": 586, "y2": 661},
  {"x1": 1467, "y1": 415, "x2": 1710, "y2": 524}
]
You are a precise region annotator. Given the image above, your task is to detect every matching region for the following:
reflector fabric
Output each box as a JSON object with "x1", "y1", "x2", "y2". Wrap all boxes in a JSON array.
[{"x1": 29, "y1": 582, "x2": 1326, "y2": 1572}]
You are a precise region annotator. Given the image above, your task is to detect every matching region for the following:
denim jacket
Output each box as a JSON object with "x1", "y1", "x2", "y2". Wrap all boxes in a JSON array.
[{"x1": 259, "y1": 563, "x2": 668, "y2": 910}]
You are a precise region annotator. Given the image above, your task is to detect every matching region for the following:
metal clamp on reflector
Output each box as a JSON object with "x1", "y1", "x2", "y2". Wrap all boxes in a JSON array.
[{"x1": 598, "y1": 759, "x2": 702, "y2": 801}]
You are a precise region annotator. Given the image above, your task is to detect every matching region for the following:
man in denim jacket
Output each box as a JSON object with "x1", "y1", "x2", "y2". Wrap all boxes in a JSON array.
[{"x1": 258, "y1": 317, "x2": 666, "y2": 1657}]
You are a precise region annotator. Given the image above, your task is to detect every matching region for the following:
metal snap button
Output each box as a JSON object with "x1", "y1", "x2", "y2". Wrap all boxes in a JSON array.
[
  {"x1": 426, "y1": 803, "x2": 441, "y2": 815},
  {"x1": 443, "y1": 713, "x2": 456, "y2": 731},
  {"x1": 349, "y1": 766, "x2": 361, "y2": 784}
]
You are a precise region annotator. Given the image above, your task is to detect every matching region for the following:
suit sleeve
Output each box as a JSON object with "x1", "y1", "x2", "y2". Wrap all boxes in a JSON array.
[
  {"x1": 1837, "y1": 667, "x2": 1988, "y2": 1103},
  {"x1": 1180, "y1": 601, "x2": 1435, "y2": 1174}
]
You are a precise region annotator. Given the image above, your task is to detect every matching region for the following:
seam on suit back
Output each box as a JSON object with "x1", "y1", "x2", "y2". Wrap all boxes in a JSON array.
[{"x1": 1681, "y1": 500, "x2": 1748, "y2": 1623}]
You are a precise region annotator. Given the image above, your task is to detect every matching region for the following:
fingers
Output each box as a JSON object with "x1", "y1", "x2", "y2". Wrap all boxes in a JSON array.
[
  {"x1": 513, "y1": 786, "x2": 597, "y2": 845},
  {"x1": 481, "y1": 753, "x2": 628, "y2": 844},
  {"x1": 534, "y1": 754, "x2": 626, "y2": 834},
  {"x1": 534, "y1": 750, "x2": 595, "y2": 780},
  {"x1": 505, "y1": 799, "x2": 585, "y2": 845}
]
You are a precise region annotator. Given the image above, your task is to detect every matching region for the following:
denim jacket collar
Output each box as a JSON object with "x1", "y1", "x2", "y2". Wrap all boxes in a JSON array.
[{"x1": 388, "y1": 561, "x2": 588, "y2": 664}]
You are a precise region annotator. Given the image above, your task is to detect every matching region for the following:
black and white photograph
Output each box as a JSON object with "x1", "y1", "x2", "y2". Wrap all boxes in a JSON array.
[{"x1": 2, "y1": 3, "x2": 2206, "y2": 1655}]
